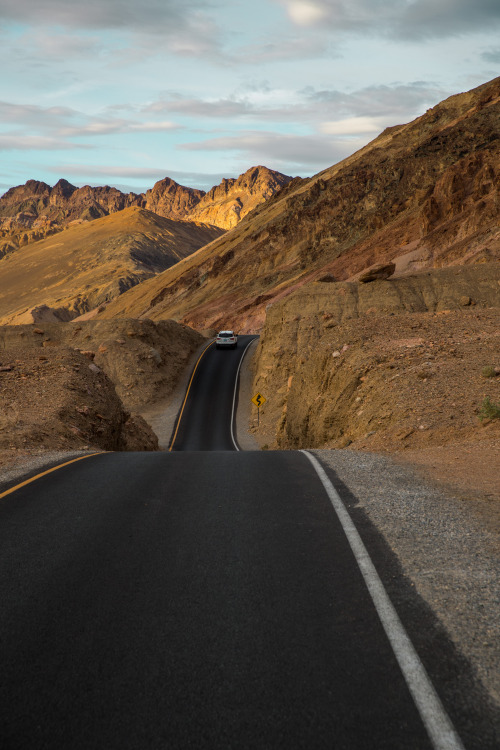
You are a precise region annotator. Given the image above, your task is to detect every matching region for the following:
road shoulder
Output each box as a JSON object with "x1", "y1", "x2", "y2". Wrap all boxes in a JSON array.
[{"x1": 314, "y1": 448, "x2": 500, "y2": 713}]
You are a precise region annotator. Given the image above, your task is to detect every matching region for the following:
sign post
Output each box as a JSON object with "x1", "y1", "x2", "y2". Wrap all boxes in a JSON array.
[{"x1": 251, "y1": 392, "x2": 266, "y2": 426}]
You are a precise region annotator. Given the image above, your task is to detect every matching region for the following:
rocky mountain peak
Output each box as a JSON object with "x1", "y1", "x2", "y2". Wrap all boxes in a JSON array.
[
  {"x1": 142, "y1": 177, "x2": 205, "y2": 221},
  {"x1": 52, "y1": 179, "x2": 77, "y2": 198},
  {"x1": 187, "y1": 166, "x2": 293, "y2": 229}
]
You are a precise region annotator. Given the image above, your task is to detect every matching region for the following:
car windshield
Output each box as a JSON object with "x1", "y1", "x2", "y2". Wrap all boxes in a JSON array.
[{"x1": 218, "y1": 332, "x2": 233, "y2": 338}]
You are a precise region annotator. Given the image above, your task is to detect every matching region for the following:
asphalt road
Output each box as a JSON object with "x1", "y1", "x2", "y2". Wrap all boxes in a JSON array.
[
  {"x1": 169, "y1": 334, "x2": 257, "y2": 451},
  {"x1": 0, "y1": 337, "x2": 490, "y2": 749}
]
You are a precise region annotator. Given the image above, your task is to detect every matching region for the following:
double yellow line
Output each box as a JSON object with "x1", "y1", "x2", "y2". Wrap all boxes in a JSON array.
[{"x1": 169, "y1": 340, "x2": 215, "y2": 451}]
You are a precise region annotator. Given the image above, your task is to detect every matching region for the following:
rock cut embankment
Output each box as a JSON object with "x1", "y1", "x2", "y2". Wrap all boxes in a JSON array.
[{"x1": 251, "y1": 263, "x2": 500, "y2": 454}]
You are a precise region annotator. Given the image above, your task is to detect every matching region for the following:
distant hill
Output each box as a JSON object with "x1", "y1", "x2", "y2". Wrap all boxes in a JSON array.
[
  {"x1": 0, "y1": 207, "x2": 223, "y2": 324},
  {"x1": 97, "y1": 76, "x2": 500, "y2": 332}
]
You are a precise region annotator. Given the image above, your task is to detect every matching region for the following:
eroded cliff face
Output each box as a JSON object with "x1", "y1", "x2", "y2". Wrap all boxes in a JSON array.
[
  {"x1": 187, "y1": 166, "x2": 293, "y2": 229},
  {"x1": 250, "y1": 263, "x2": 500, "y2": 451},
  {"x1": 97, "y1": 76, "x2": 500, "y2": 332}
]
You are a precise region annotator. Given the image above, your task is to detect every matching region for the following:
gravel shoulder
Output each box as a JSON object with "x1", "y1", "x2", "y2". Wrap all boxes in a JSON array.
[{"x1": 315, "y1": 448, "x2": 500, "y2": 713}]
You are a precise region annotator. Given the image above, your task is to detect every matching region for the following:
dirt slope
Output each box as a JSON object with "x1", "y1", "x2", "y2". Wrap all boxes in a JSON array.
[
  {"x1": 0, "y1": 207, "x2": 223, "y2": 324},
  {"x1": 0, "y1": 346, "x2": 158, "y2": 454},
  {"x1": 0, "y1": 317, "x2": 204, "y2": 459},
  {"x1": 97, "y1": 76, "x2": 500, "y2": 332}
]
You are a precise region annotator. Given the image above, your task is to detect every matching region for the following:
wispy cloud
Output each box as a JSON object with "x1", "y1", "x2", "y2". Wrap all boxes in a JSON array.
[
  {"x1": 0, "y1": 135, "x2": 88, "y2": 151},
  {"x1": 59, "y1": 120, "x2": 180, "y2": 137},
  {"x1": 0, "y1": 0, "x2": 225, "y2": 61},
  {"x1": 304, "y1": 81, "x2": 448, "y2": 119},
  {"x1": 319, "y1": 116, "x2": 388, "y2": 135},
  {"x1": 179, "y1": 130, "x2": 365, "y2": 173},
  {"x1": 0, "y1": 0, "x2": 210, "y2": 33},
  {"x1": 144, "y1": 81, "x2": 446, "y2": 127},
  {"x1": 481, "y1": 47, "x2": 500, "y2": 63},
  {"x1": 0, "y1": 100, "x2": 181, "y2": 147}
]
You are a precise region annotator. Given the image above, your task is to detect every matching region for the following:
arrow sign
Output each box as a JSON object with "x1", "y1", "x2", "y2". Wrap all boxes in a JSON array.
[{"x1": 251, "y1": 392, "x2": 266, "y2": 408}]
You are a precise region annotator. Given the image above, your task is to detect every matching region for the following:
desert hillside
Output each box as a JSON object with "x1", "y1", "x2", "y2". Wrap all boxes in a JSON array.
[
  {"x1": 0, "y1": 207, "x2": 223, "y2": 324},
  {"x1": 97, "y1": 76, "x2": 500, "y2": 332}
]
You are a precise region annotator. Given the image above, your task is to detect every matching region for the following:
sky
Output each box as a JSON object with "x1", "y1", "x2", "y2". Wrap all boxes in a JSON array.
[{"x1": 1, "y1": 0, "x2": 499, "y2": 195}]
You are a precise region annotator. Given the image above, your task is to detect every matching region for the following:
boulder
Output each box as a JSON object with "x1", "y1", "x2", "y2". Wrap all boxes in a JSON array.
[{"x1": 357, "y1": 262, "x2": 396, "y2": 283}]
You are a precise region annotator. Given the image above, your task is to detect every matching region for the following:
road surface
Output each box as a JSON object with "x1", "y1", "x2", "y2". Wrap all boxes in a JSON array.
[{"x1": 0, "y1": 337, "x2": 492, "y2": 749}]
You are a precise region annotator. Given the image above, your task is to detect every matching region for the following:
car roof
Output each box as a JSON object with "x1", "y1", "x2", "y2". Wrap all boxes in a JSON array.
[{"x1": 217, "y1": 330, "x2": 234, "y2": 334}]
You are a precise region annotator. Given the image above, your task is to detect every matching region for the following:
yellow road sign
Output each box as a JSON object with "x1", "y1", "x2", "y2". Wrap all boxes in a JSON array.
[{"x1": 251, "y1": 392, "x2": 266, "y2": 408}]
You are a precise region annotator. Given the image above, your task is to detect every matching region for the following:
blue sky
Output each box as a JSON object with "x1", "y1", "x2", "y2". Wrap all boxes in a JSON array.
[{"x1": 1, "y1": 0, "x2": 499, "y2": 194}]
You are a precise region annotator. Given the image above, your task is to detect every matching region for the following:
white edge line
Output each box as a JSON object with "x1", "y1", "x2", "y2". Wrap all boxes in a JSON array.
[
  {"x1": 300, "y1": 450, "x2": 465, "y2": 750},
  {"x1": 230, "y1": 338, "x2": 257, "y2": 451}
]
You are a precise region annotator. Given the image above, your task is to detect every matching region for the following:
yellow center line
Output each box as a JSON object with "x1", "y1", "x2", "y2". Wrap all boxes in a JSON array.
[
  {"x1": 169, "y1": 340, "x2": 215, "y2": 451},
  {"x1": 0, "y1": 452, "x2": 105, "y2": 501}
]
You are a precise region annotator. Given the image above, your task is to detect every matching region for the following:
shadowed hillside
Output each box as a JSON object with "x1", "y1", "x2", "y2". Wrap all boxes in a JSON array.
[{"x1": 0, "y1": 207, "x2": 223, "y2": 324}]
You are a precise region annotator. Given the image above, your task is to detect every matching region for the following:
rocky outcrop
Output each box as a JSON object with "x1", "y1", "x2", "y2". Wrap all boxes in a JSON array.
[
  {"x1": 97, "y1": 76, "x2": 500, "y2": 332},
  {"x1": 187, "y1": 166, "x2": 293, "y2": 229},
  {"x1": 0, "y1": 345, "x2": 159, "y2": 452},
  {"x1": 357, "y1": 262, "x2": 395, "y2": 283},
  {"x1": 0, "y1": 320, "x2": 204, "y2": 428}
]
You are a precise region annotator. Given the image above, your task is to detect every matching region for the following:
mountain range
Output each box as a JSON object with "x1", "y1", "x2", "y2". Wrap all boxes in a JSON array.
[
  {"x1": 97, "y1": 76, "x2": 500, "y2": 332},
  {"x1": 0, "y1": 165, "x2": 293, "y2": 258}
]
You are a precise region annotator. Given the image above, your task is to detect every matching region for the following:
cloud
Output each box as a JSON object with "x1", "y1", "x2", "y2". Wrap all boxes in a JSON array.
[
  {"x1": 0, "y1": 135, "x2": 88, "y2": 151},
  {"x1": 59, "y1": 120, "x2": 180, "y2": 137},
  {"x1": 145, "y1": 81, "x2": 446, "y2": 129},
  {"x1": 319, "y1": 116, "x2": 387, "y2": 135},
  {"x1": 0, "y1": 1, "x2": 225, "y2": 62},
  {"x1": 0, "y1": 0, "x2": 207, "y2": 33},
  {"x1": 305, "y1": 81, "x2": 447, "y2": 119},
  {"x1": 178, "y1": 130, "x2": 365, "y2": 172},
  {"x1": 0, "y1": 101, "x2": 80, "y2": 128},
  {"x1": 0, "y1": 100, "x2": 181, "y2": 144},
  {"x1": 146, "y1": 97, "x2": 252, "y2": 119},
  {"x1": 285, "y1": 1, "x2": 330, "y2": 26},
  {"x1": 277, "y1": 0, "x2": 500, "y2": 39},
  {"x1": 481, "y1": 47, "x2": 500, "y2": 63}
]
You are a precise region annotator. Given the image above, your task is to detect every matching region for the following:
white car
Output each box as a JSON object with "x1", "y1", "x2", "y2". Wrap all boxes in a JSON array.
[{"x1": 215, "y1": 330, "x2": 237, "y2": 349}]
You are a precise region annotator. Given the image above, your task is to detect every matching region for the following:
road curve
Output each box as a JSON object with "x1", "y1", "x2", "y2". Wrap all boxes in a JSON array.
[{"x1": 169, "y1": 334, "x2": 257, "y2": 451}]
